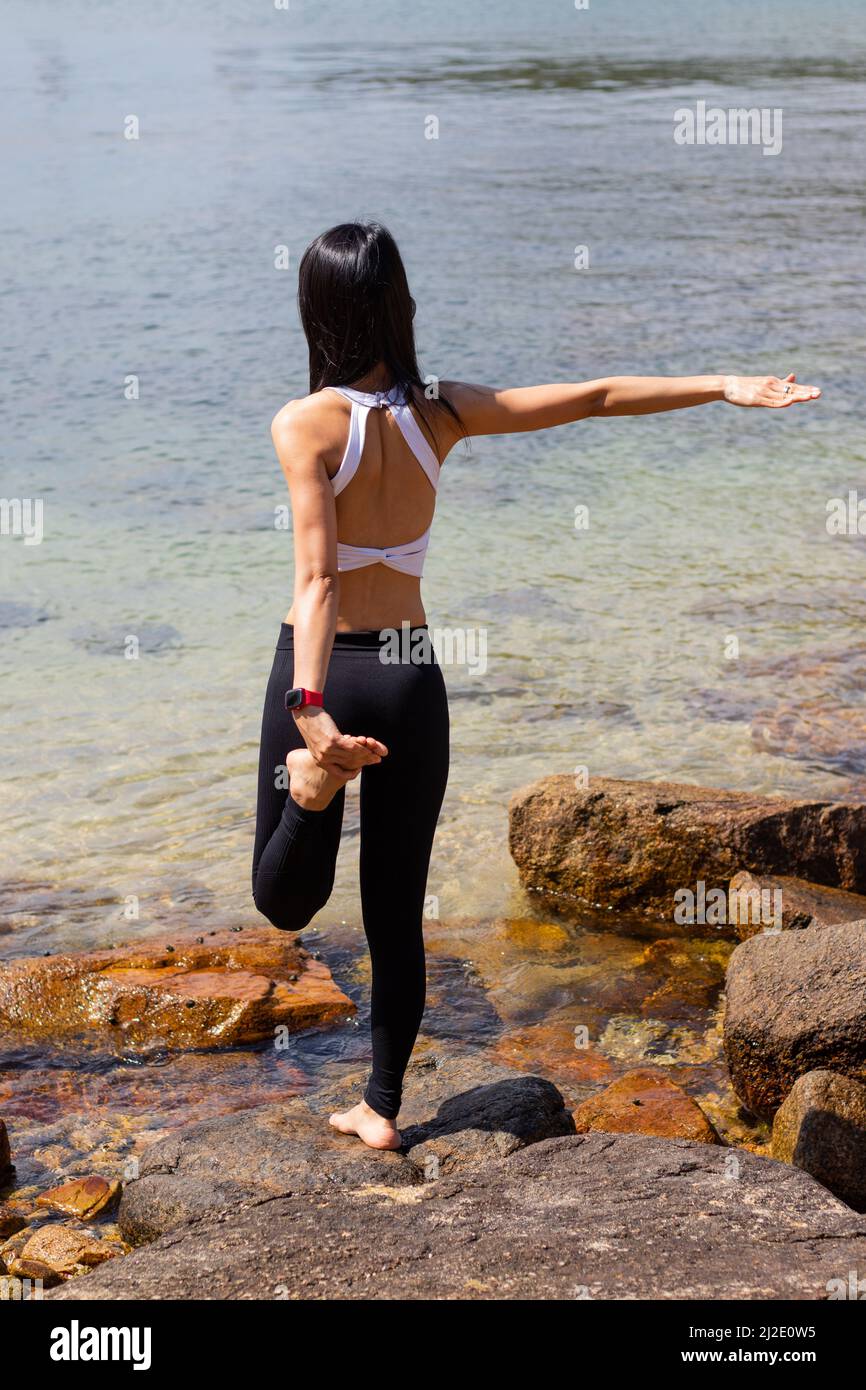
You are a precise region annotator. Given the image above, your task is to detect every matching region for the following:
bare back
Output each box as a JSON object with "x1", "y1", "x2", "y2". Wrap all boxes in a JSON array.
[{"x1": 281, "y1": 385, "x2": 456, "y2": 631}]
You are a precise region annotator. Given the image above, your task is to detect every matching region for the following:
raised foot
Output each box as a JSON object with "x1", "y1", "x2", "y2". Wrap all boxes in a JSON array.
[
  {"x1": 285, "y1": 748, "x2": 349, "y2": 811},
  {"x1": 328, "y1": 1099, "x2": 402, "y2": 1151}
]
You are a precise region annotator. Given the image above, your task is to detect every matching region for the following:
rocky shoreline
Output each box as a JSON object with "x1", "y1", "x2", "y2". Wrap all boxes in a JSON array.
[{"x1": 3, "y1": 774, "x2": 866, "y2": 1299}]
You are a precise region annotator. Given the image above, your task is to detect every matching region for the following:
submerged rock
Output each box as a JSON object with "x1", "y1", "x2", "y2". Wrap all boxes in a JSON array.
[
  {"x1": 50, "y1": 1133, "x2": 866, "y2": 1301},
  {"x1": 597, "y1": 1013, "x2": 718, "y2": 1068},
  {"x1": 119, "y1": 1048, "x2": 573, "y2": 1243},
  {"x1": 0, "y1": 925, "x2": 354, "y2": 1051},
  {"x1": 728, "y1": 870, "x2": 866, "y2": 939},
  {"x1": 724, "y1": 921, "x2": 866, "y2": 1118},
  {"x1": 773, "y1": 1070, "x2": 866, "y2": 1212},
  {"x1": 572, "y1": 1068, "x2": 720, "y2": 1143},
  {"x1": 751, "y1": 700, "x2": 866, "y2": 777},
  {"x1": 633, "y1": 937, "x2": 730, "y2": 1015},
  {"x1": 508, "y1": 775, "x2": 866, "y2": 923},
  {"x1": 490, "y1": 1018, "x2": 617, "y2": 1105}
]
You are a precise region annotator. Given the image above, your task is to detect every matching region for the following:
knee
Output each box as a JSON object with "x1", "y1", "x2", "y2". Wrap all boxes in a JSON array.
[{"x1": 251, "y1": 873, "x2": 324, "y2": 934}]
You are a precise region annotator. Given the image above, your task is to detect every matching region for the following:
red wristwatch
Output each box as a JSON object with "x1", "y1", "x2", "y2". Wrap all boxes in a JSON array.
[{"x1": 284, "y1": 687, "x2": 324, "y2": 712}]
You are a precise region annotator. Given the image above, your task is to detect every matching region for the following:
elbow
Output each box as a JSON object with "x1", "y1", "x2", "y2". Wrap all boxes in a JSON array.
[
  {"x1": 296, "y1": 572, "x2": 339, "y2": 605},
  {"x1": 586, "y1": 380, "x2": 612, "y2": 418}
]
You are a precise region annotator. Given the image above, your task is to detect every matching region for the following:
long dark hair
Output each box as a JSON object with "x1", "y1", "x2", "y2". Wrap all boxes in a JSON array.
[{"x1": 297, "y1": 222, "x2": 464, "y2": 446}]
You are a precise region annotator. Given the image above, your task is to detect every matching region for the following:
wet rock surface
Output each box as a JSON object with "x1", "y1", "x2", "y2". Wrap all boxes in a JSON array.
[
  {"x1": 0, "y1": 925, "x2": 354, "y2": 1051},
  {"x1": 1, "y1": 1223, "x2": 126, "y2": 1287},
  {"x1": 35, "y1": 1176, "x2": 121, "y2": 1221},
  {"x1": 51, "y1": 1133, "x2": 866, "y2": 1301},
  {"x1": 773, "y1": 1070, "x2": 866, "y2": 1212},
  {"x1": 724, "y1": 922, "x2": 866, "y2": 1118},
  {"x1": 508, "y1": 775, "x2": 866, "y2": 922}
]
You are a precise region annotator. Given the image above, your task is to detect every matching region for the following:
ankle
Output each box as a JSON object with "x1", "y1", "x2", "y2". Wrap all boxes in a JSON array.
[
  {"x1": 290, "y1": 783, "x2": 322, "y2": 811},
  {"x1": 362, "y1": 1097, "x2": 397, "y2": 1124}
]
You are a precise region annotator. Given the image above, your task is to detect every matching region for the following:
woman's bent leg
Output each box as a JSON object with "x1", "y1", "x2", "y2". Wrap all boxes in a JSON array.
[
  {"x1": 253, "y1": 787, "x2": 345, "y2": 933},
  {"x1": 251, "y1": 640, "x2": 344, "y2": 933}
]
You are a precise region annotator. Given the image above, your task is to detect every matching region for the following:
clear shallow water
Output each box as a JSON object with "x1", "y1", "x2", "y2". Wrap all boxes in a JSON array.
[{"x1": 1, "y1": 1, "x2": 864, "y2": 1175}]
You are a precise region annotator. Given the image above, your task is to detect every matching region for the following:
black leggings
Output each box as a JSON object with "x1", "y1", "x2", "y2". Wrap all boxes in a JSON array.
[{"x1": 252, "y1": 624, "x2": 449, "y2": 1120}]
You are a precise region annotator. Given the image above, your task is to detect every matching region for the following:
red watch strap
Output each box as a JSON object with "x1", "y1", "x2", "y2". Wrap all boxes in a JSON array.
[{"x1": 299, "y1": 689, "x2": 324, "y2": 709}]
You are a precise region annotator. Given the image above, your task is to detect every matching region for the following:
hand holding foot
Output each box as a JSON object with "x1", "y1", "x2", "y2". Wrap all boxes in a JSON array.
[
  {"x1": 286, "y1": 748, "x2": 358, "y2": 810},
  {"x1": 292, "y1": 707, "x2": 388, "y2": 777},
  {"x1": 328, "y1": 1099, "x2": 402, "y2": 1150}
]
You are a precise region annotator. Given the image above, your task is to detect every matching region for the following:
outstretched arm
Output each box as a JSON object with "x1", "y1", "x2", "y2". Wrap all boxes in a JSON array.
[{"x1": 441, "y1": 373, "x2": 820, "y2": 439}]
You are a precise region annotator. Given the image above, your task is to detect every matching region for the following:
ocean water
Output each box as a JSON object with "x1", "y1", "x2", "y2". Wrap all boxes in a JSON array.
[{"x1": 1, "y1": 0, "x2": 864, "y2": 955}]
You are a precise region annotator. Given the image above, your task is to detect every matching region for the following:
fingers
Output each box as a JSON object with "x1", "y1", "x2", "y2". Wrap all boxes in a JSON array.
[
  {"x1": 784, "y1": 384, "x2": 821, "y2": 405},
  {"x1": 337, "y1": 733, "x2": 389, "y2": 759},
  {"x1": 763, "y1": 376, "x2": 821, "y2": 408},
  {"x1": 324, "y1": 734, "x2": 389, "y2": 772},
  {"x1": 774, "y1": 383, "x2": 821, "y2": 407}
]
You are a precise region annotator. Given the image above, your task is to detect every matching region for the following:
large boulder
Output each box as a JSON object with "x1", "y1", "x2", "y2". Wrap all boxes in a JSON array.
[
  {"x1": 51, "y1": 1133, "x2": 866, "y2": 1301},
  {"x1": 0, "y1": 925, "x2": 353, "y2": 1052},
  {"x1": 508, "y1": 775, "x2": 866, "y2": 923},
  {"x1": 119, "y1": 1048, "x2": 574, "y2": 1243},
  {"x1": 773, "y1": 1070, "x2": 866, "y2": 1211},
  {"x1": 118, "y1": 1098, "x2": 418, "y2": 1245},
  {"x1": 724, "y1": 921, "x2": 866, "y2": 1118}
]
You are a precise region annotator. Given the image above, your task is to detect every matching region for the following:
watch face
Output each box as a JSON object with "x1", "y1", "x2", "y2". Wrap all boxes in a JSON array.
[{"x1": 284, "y1": 688, "x2": 303, "y2": 710}]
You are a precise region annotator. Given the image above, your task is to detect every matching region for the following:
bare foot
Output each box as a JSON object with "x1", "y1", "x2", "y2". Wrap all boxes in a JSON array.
[
  {"x1": 286, "y1": 748, "x2": 351, "y2": 810},
  {"x1": 328, "y1": 1099, "x2": 402, "y2": 1150}
]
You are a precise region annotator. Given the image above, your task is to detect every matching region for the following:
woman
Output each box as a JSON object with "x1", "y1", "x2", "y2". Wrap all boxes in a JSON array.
[{"x1": 252, "y1": 221, "x2": 820, "y2": 1151}]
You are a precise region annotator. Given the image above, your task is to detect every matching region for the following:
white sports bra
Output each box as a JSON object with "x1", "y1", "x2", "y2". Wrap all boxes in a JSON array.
[{"x1": 325, "y1": 384, "x2": 440, "y2": 578}]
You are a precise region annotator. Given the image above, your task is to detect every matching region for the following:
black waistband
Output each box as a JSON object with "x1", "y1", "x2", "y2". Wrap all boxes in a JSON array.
[{"x1": 276, "y1": 622, "x2": 429, "y2": 651}]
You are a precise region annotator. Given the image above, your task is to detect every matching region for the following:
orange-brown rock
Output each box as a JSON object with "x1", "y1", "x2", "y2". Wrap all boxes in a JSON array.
[
  {"x1": 728, "y1": 870, "x2": 866, "y2": 940},
  {"x1": 509, "y1": 775, "x2": 866, "y2": 923},
  {"x1": 36, "y1": 1176, "x2": 121, "y2": 1220},
  {"x1": 572, "y1": 1068, "x2": 720, "y2": 1143},
  {"x1": 2, "y1": 1224, "x2": 125, "y2": 1287},
  {"x1": 0, "y1": 926, "x2": 354, "y2": 1051}
]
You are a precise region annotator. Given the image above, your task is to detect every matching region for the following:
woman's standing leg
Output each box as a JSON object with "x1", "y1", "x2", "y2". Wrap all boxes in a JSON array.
[{"x1": 357, "y1": 662, "x2": 450, "y2": 1121}]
